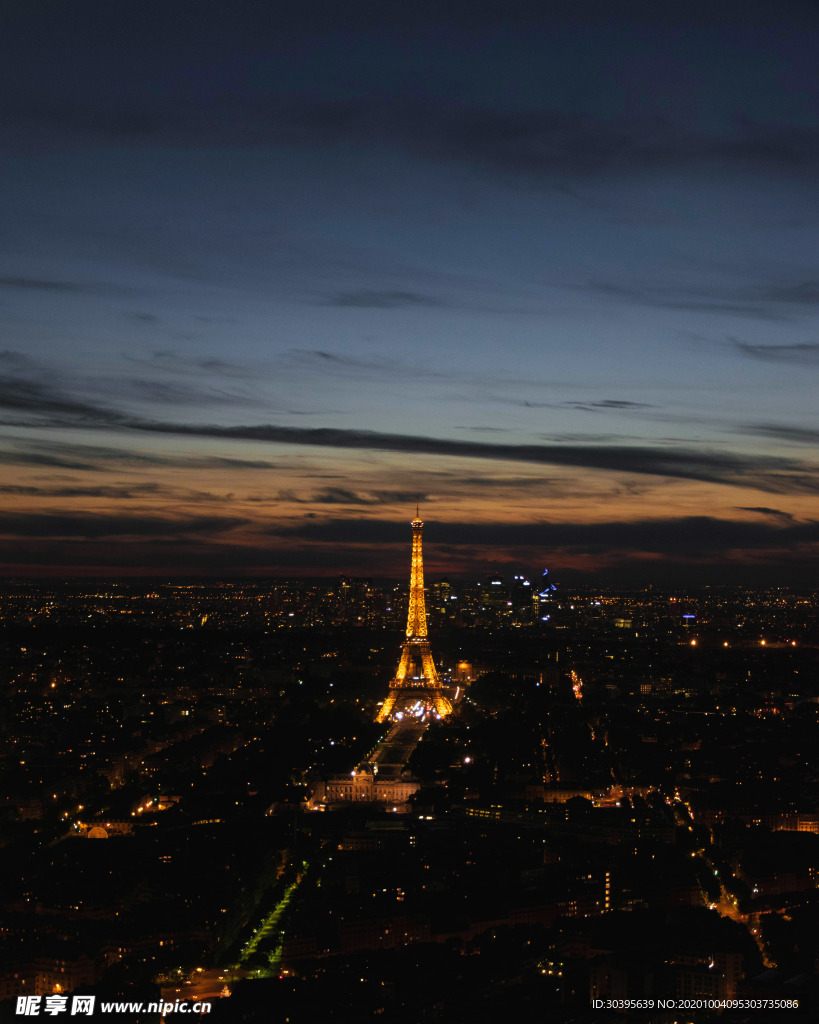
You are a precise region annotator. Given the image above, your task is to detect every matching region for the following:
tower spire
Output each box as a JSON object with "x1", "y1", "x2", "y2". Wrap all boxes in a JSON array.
[{"x1": 406, "y1": 510, "x2": 428, "y2": 639}]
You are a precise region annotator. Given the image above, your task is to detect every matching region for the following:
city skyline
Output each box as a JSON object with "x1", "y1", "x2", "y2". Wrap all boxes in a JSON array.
[
  {"x1": 2, "y1": 1, "x2": 818, "y2": 583},
  {"x1": 3, "y1": 573, "x2": 817, "y2": 1014}
]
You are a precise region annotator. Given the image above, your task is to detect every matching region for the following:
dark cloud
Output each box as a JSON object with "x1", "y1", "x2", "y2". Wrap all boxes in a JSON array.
[
  {"x1": 326, "y1": 290, "x2": 441, "y2": 309},
  {"x1": 2, "y1": 507, "x2": 818, "y2": 581},
  {"x1": 123, "y1": 351, "x2": 256, "y2": 379},
  {"x1": 289, "y1": 488, "x2": 429, "y2": 506},
  {"x1": 196, "y1": 455, "x2": 282, "y2": 471},
  {"x1": 287, "y1": 348, "x2": 447, "y2": 382},
  {"x1": 6, "y1": 409, "x2": 819, "y2": 499},
  {"x1": 434, "y1": 474, "x2": 560, "y2": 489},
  {"x1": 587, "y1": 282, "x2": 791, "y2": 322},
  {"x1": 125, "y1": 311, "x2": 160, "y2": 323},
  {"x1": 120, "y1": 377, "x2": 266, "y2": 408},
  {"x1": 413, "y1": 107, "x2": 819, "y2": 181},
  {"x1": 0, "y1": 277, "x2": 80, "y2": 291},
  {"x1": 764, "y1": 281, "x2": 819, "y2": 305},
  {"x1": 589, "y1": 276, "x2": 819, "y2": 323},
  {"x1": 0, "y1": 483, "x2": 163, "y2": 499},
  {"x1": 0, "y1": 366, "x2": 129, "y2": 426},
  {"x1": 0, "y1": 351, "x2": 36, "y2": 369},
  {"x1": 292, "y1": 349, "x2": 386, "y2": 368},
  {"x1": 456, "y1": 425, "x2": 515, "y2": 432},
  {"x1": 9, "y1": 87, "x2": 819, "y2": 182},
  {"x1": 0, "y1": 537, "x2": 387, "y2": 574},
  {"x1": 736, "y1": 506, "x2": 796, "y2": 523},
  {"x1": 275, "y1": 514, "x2": 819, "y2": 557},
  {"x1": 4, "y1": 533, "x2": 817, "y2": 584},
  {"x1": 0, "y1": 438, "x2": 287, "y2": 474},
  {"x1": 0, "y1": 352, "x2": 286, "y2": 432},
  {"x1": 563, "y1": 399, "x2": 655, "y2": 411},
  {"x1": 0, "y1": 512, "x2": 246, "y2": 539},
  {"x1": 493, "y1": 398, "x2": 656, "y2": 414},
  {"x1": 0, "y1": 448, "x2": 105, "y2": 472},
  {"x1": 2, "y1": 357, "x2": 818, "y2": 495},
  {"x1": 744, "y1": 423, "x2": 819, "y2": 446},
  {"x1": 141, "y1": 420, "x2": 819, "y2": 495},
  {"x1": 731, "y1": 340, "x2": 819, "y2": 364}
]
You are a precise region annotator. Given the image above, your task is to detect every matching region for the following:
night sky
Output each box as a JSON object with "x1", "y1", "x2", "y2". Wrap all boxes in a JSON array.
[{"x1": 2, "y1": 0, "x2": 818, "y2": 582}]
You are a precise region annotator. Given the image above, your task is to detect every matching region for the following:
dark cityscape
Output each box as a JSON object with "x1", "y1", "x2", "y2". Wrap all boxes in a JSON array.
[{"x1": 2, "y1": 516, "x2": 819, "y2": 1022}]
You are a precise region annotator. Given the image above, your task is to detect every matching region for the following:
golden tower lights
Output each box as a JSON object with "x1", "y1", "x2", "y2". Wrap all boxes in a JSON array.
[{"x1": 376, "y1": 515, "x2": 453, "y2": 723}]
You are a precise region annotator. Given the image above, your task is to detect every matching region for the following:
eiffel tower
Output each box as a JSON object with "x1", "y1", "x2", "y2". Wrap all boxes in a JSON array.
[{"x1": 376, "y1": 514, "x2": 453, "y2": 723}]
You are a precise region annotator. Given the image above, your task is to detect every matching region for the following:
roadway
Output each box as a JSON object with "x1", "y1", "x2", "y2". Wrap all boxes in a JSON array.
[{"x1": 368, "y1": 721, "x2": 427, "y2": 778}]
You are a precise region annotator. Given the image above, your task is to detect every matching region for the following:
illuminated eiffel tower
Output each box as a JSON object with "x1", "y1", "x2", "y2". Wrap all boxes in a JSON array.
[{"x1": 376, "y1": 514, "x2": 453, "y2": 723}]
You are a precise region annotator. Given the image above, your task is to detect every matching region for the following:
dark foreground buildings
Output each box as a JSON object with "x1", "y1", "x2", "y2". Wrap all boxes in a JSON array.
[{"x1": 1, "y1": 568, "x2": 819, "y2": 1021}]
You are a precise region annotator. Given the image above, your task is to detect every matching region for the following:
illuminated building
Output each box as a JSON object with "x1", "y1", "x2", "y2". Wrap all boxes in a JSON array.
[
  {"x1": 509, "y1": 574, "x2": 533, "y2": 616},
  {"x1": 537, "y1": 567, "x2": 558, "y2": 620},
  {"x1": 375, "y1": 515, "x2": 452, "y2": 723},
  {"x1": 483, "y1": 573, "x2": 508, "y2": 615},
  {"x1": 310, "y1": 768, "x2": 420, "y2": 807},
  {"x1": 453, "y1": 660, "x2": 475, "y2": 683}
]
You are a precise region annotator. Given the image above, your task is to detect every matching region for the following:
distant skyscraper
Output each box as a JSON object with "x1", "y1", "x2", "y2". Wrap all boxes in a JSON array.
[
  {"x1": 376, "y1": 516, "x2": 452, "y2": 723},
  {"x1": 538, "y1": 567, "x2": 558, "y2": 620}
]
